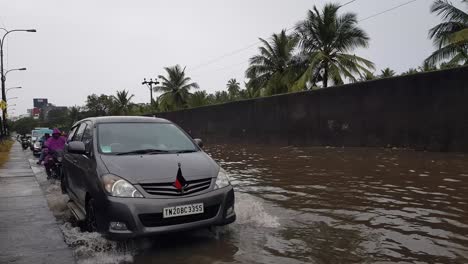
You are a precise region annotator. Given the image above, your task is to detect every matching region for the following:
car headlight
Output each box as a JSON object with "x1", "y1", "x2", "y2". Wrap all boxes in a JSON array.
[
  {"x1": 102, "y1": 174, "x2": 144, "y2": 198},
  {"x1": 214, "y1": 168, "x2": 231, "y2": 189}
]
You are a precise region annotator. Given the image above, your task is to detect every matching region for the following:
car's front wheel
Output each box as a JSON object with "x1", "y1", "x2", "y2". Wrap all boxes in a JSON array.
[{"x1": 85, "y1": 198, "x2": 98, "y2": 232}]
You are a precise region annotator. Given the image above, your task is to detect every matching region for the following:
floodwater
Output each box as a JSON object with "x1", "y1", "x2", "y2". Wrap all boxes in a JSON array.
[{"x1": 30, "y1": 145, "x2": 468, "y2": 263}]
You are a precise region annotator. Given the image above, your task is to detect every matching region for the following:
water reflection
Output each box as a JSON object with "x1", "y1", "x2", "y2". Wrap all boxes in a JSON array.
[{"x1": 202, "y1": 145, "x2": 468, "y2": 263}]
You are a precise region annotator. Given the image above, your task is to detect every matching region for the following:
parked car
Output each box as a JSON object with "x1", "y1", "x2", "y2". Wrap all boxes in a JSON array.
[{"x1": 62, "y1": 116, "x2": 236, "y2": 240}]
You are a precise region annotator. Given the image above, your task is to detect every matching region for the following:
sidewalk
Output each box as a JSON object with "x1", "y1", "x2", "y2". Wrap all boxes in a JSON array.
[{"x1": 0, "y1": 142, "x2": 75, "y2": 264}]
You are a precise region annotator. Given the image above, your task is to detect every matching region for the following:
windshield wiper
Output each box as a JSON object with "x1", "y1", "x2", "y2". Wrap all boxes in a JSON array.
[
  {"x1": 174, "y1": 149, "x2": 198, "y2": 153},
  {"x1": 116, "y1": 149, "x2": 170, "y2": 155}
]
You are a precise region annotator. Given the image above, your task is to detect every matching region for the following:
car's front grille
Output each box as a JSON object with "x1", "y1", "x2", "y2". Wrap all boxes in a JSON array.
[
  {"x1": 140, "y1": 178, "x2": 212, "y2": 196},
  {"x1": 139, "y1": 204, "x2": 220, "y2": 227}
]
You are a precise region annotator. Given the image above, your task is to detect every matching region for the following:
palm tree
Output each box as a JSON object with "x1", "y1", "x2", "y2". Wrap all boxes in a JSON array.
[
  {"x1": 112, "y1": 90, "x2": 134, "y2": 115},
  {"x1": 155, "y1": 65, "x2": 199, "y2": 110},
  {"x1": 418, "y1": 61, "x2": 438, "y2": 72},
  {"x1": 213, "y1": 91, "x2": 230, "y2": 104},
  {"x1": 226, "y1": 78, "x2": 241, "y2": 100},
  {"x1": 188, "y1": 91, "x2": 210, "y2": 108},
  {"x1": 380, "y1": 68, "x2": 396, "y2": 78},
  {"x1": 358, "y1": 72, "x2": 376, "y2": 82},
  {"x1": 246, "y1": 30, "x2": 302, "y2": 95},
  {"x1": 425, "y1": 0, "x2": 468, "y2": 65},
  {"x1": 294, "y1": 3, "x2": 375, "y2": 88},
  {"x1": 239, "y1": 81, "x2": 261, "y2": 99},
  {"x1": 401, "y1": 68, "x2": 419, "y2": 75}
]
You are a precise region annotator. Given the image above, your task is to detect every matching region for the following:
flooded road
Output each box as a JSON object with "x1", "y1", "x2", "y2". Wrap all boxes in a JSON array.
[{"x1": 30, "y1": 145, "x2": 468, "y2": 263}]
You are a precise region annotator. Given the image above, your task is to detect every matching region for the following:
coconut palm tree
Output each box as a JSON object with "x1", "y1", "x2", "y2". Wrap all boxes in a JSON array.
[
  {"x1": 294, "y1": 3, "x2": 375, "y2": 88},
  {"x1": 188, "y1": 90, "x2": 210, "y2": 108},
  {"x1": 226, "y1": 78, "x2": 241, "y2": 100},
  {"x1": 112, "y1": 90, "x2": 134, "y2": 115},
  {"x1": 155, "y1": 65, "x2": 199, "y2": 110},
  {"x1": 425, "y1": 0, "x2": 468, "y2": 65},
  {"x1": 246, "y1": 30, "x2": 302, "y2": 95},
  {"x1": 380, "y1": 68, "x2": 396, "y2": 78},
  {"x1": 239, "y1": 81, "x2": 261, "y2": 99}
]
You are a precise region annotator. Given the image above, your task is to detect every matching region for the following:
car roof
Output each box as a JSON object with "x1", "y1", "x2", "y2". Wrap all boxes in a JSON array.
[{"x1": 73, "y1": 116, "x2": 171, "y2": 126}]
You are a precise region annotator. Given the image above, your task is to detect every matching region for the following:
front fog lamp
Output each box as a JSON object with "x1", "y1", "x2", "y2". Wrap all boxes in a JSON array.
[
  {"x1": 214, "y1": 168, "x2": 231, "y2": 189},
  {"x1": 102, "y1": 174, "x2": 144, "y2": 198}
]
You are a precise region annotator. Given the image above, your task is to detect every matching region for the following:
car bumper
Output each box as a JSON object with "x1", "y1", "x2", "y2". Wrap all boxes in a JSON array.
[{"x1": 95, "y1": 186, "x2": 236, "y2": 240}]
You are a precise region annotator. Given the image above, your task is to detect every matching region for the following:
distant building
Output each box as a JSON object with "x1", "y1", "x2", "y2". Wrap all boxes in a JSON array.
[
  {"x1": 33, "y1": 98, "x2": 48, "y2": 109},
  {"x1": 32, "y1": 108, "x2": 41, "y2": 119}
]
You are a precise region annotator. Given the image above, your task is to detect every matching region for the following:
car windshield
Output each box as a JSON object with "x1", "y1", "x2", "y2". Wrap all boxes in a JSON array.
[{"x1": 97, "y1": 122, "x2": 198, "y2": 154}]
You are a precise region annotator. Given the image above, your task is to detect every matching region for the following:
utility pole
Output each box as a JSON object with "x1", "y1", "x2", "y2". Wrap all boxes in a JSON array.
[
  {"x1": 142, "y1": 78, "x2": 159, "y2": 105},
  {"x1": 0, "y1": 28, "x2": 36, "y2": 135}
]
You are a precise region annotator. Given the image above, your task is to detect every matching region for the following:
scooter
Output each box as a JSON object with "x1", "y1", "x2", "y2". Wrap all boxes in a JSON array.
[
  {"x1": 44, "y1": 148, "x2": 63, "y2": 180},
  {"x1": 21, "y1": 137, "x2": 30, "y2": 150}
]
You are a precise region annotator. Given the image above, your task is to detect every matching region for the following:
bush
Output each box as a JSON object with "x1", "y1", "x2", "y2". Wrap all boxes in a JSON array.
[{"x1": 0, "y1": 139, "x2": 14, "y2": 168}]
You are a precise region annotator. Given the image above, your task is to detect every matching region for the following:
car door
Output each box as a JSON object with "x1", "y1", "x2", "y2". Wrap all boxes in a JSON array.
[
  {"x1": 67, "y1": 123, "x2": 87, "y2": 203},
  {"x1": 73, "y1": 122, "x2": 96, "y2": 203},
  {"x1": 63, "y1": 125, "x2": 78, "y2": 196}
]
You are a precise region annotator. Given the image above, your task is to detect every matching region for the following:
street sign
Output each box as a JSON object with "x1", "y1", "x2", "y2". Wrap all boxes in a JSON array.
[{"x1": 0, "y1": 100, "x2": 6, "y2": 110}]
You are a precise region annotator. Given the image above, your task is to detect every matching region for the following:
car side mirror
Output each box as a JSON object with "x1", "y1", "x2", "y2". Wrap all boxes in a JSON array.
[
  {"x1": 194, "y1": 138, "x2": 203, "y2": 148},
  {"x1": 68, "y1": 141, "x2": 86, "y2": 154}
]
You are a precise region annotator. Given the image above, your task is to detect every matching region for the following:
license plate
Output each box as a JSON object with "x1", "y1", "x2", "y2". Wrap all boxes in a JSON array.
[{"x1": 163, "y1": 203, "x2": 204, "y2": 218}]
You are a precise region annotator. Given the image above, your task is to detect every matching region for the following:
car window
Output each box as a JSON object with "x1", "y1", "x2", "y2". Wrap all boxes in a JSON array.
[
  {"x1": 97, "y1": 122, "x2": 197, "y2": 154},
  {"x1": 82, "y1": 123, "x2": 93, "y2": 152},
  {"x1": 72, "y1": 123, "x2": 86, "y2": 142},
  {"x1": 67, "y1": 126, "x2": 78, "y2": 142}
]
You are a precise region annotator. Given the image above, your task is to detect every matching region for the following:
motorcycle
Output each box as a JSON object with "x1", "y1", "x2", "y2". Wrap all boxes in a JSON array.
[
  {"x1": 44, "y1": 148, "x2": 63, "y2": 180},
  {"x1": 21, "y1": 137, "x2": 30, "y2": 150}
]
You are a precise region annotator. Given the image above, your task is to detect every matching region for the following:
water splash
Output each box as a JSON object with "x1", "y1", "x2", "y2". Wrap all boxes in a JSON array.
[
  {"x1": 60, "y1": 223, "x2": 134, "y2": 264},
  {"x1": 234, "y1": 192, "x2": 280, "y2": 228}
]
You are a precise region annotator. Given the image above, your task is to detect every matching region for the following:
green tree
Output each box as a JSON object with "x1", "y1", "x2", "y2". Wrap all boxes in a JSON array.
[
  {"x1": 226, "y1": 78, "x2": 241, "y2": 100},
  {"x1": 239, "y1": 81, "x2": 261, "y2": 99},
  {"x1": 425, "y1": 0, "x2": 468, "y2": 65},
  {"x1": 112, "y1": 90, "x2": 135, "y2": 115},
  {"x1": 246, "y1": 30, "x2": 302, "y2": 95},
  {"x1": 68, "y1": 106, "x2": 82, "y2": 127},
  {"x1": 358, "y1": 72, "x2": 376, "y2": 82},
  {"x1": 380, "y1": 68, "x2": 396, "y2": 78},
  {"x1": 294, "y1": 3, "x2": 375, "y2": 88},
  {"x1": 11, "y1": 117, "x2": 38, "y2": 135},
  {"x1": 46, "y1": 108, "x2": 70, "y2": 130},
  {"x1": 85, "y1": 94, "x2": 114, "y2": 116},
  {"x1": 155, "y1": 65, "x2": 199, "y2": 110},
  {"x1": 401, "y1": 68, "x2": 419, "y2": 75},
  {"x1": 188, "y1": 90, "x2": 210, "y2": 108},
  {"x1": 419, "y1": 61, "x2": 438, "y2": 72},
  {"x1": 213, "y1": 91, "x2": 230, "y2": 104}
]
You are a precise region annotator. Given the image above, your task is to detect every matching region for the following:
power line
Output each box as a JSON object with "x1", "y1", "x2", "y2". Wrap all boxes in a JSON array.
[
  {"x1": 191, "y1": 0, "x2": 419, "y2": 75},
  {"x1": 190, "y1": 0, "x2": 361, "y2": 72},
  {"x1": 359, "y1": 0, "x2": 419, "y2": 22}
]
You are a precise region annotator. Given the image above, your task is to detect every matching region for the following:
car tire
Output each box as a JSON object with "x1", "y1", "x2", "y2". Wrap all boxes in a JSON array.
[{"x1": 85, "y1": 198, "x2": 98, "y2": 232}]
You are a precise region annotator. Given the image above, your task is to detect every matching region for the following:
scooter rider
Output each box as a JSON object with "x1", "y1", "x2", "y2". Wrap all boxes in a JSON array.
[
  {"x1": 36, "y1": 133, "x2": 51, "y2": 165},
  {"x1": 43, "y1": 128, "x2": 66, "y2": 176}
]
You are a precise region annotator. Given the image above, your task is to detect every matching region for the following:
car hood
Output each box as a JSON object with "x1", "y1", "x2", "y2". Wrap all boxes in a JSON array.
[{"x1": 99, "y1": 152, "x2": 219, "y2": 184}]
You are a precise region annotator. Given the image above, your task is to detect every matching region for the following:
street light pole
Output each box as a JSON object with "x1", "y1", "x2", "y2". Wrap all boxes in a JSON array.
[
  {"x1": 0, "y1": 28, "x2": 36, "y2": 135},
  {"x1": 6, "y1": 86, "x2": 22, "y2": 95},
  {"x1": 142, "y1": 78, "x2": 159, "y2": 105}
]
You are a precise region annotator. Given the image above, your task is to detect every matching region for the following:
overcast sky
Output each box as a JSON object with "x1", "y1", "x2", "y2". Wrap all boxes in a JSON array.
[{"x1": 1, "y1": 0, "x2": 452, "y2": 115}]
